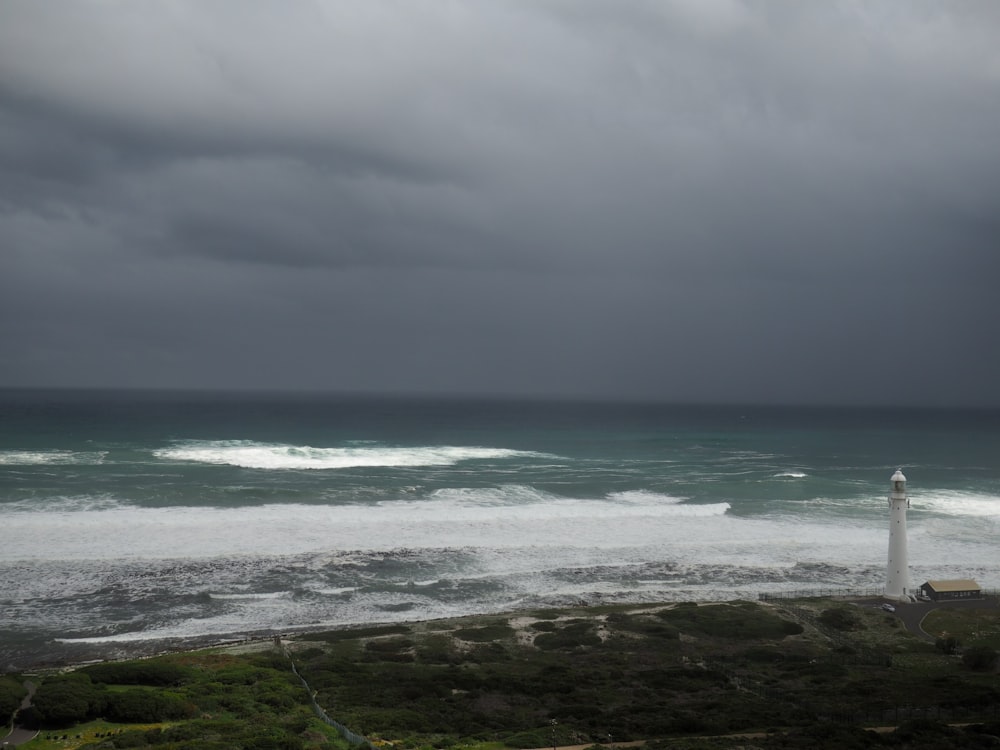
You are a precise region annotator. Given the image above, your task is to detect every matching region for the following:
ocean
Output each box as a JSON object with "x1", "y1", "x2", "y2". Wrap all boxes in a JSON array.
[{"x1": 2, "y1": 389, "x2": 998, "y2": 671}]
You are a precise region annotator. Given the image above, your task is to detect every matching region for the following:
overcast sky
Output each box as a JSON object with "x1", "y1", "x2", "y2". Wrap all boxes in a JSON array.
[{"x1": 2, "y1": 1, "x2": 999, "y2": 406}]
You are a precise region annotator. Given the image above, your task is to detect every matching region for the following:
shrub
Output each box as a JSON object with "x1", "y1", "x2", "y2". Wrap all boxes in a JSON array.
[
  {"x1": 502, "y1": 730, "x2": 549, "y2": 748},
  {"x1": 104, "y1": 689, "x2": 197, "y2": 723},
  {"x1": 112, "y1": 729, "x2": 149, "y2": 748},
  {"x1": 534, "y1": 621, "x2": 601, "y2": 651},
  {"x1": 365, "y1": 637, "x2": 414, "y2": 655},
  {"x1": 658, "y1": 603, "x2": 803, "y2": 640},
  {"x1": 453, "y1": 624, "x2": 515, "y2": 642},
  {"x1": 0, "y1": 677, "x2": 28, "y2": 722},
  {"x1": 819, "y1": 607, "x2": 863, "y2": 632},
  {"x1": 891, "y1": 718, "x2": 962, "y2": 744},
  {"x1": 82, "y1": 660, "x2": 190, "y2": 686},
  {"x1": 607, "y1": 613, "x2": 679, "y2": 639},
  {"x1": 29, "y1": 673, "x2": 106, "y2": 728},
  {"x1": 936, "y1": 636, "x2": 961, "y2": 655},
  {"x1": 302, "y1": 625, "x2": 410, "y2": 642},
  {"x1": 962, "y1": 645, "x2": 998, "y2": 672},
  {"x1": 530, "y1": 621, "x2": 557, "y2": 632}
]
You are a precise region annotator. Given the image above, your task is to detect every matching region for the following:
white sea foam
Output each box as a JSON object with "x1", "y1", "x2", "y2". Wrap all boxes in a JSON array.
[
  {"x1": 607, "y1": 489, "x2": 686, "y2": 504},
  {"x1": 0, "y1": 489, "x2": 867, "y2": 565},
  {"x1": 5, "y1": 483, "x2": 1000, "y2": 654},
  {"x1": 208, "y1": 591, "x2": 292, "y2": 600},
  {"x1": 386, "y1": 487, "x2": 726, "y2": 527},
  {"x1": 428, "y1": 485, "x2": 558, "y2": 506},
  {"x1": 153, "y1": 440, "x2": 544, "y2": 470},
  {"x1": 307, "y1": 586, "x2": 360, "y2": 596},
  {"x1": 773, "y1": 471, "x2": 807, "y2": 479},
  {"x1": 2, "y1": 493, "x2": 125, "y2": 513},
  {"x1": 915, "y1": 490, "x2": 1000, "y2": 518},
  {"x1": 724, "y1": 451, "x2": 782, "y2": 460},
  {"x1": 16, "y1": 510, "x2": 1000, "y2": 649},
  {"x1": 0, "y1": 450, "x2": 106, "y2": 466},
  {"x1": 2, "y1": 479, "x2": 995, "y2": 576}
]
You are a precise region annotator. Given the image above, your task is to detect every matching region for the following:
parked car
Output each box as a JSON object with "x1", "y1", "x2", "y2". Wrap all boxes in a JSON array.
[{"x1": 881, "y1": 603, "x2": 896, "y2": 612}]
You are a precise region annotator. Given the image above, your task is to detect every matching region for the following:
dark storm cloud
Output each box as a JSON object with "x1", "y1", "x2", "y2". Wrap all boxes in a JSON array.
[{"x1": 2, "y1": 1, "x2": 999, "y2": 405}]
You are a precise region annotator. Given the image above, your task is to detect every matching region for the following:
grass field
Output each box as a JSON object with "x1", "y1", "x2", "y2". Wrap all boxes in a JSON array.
[{"x1": 922, "y1": 607, "x2": 1000, "y2": 649}]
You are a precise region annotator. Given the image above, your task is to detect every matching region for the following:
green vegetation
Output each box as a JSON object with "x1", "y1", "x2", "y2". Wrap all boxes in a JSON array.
[
  {"x1": 10, "y1": 599, "x2": 1000, "y2": 750},
  {"x1": 923, "y1": 607, "x2": 1000, "y2": 649},
  {"x1": 818, "y1": 606, "x2": 864, "y2": 632},
  {"x1": 962, "y1": 645, "x2": 999, "y2": 672},
  {"x1": 290, "y1": 600, "x2": 996, "y2": 747},
  {"x1": 655, "y1": 601, "x2": 804, "y2": 639},
  {"x1": 1, "y1": 674, "x2": 28, "y2": 722},
  {"x1": 19, "y1": 650, "x2": 350, "y2": 750},
  {"x1": 454, "y1": 624, "x2": 516, "y2": 643}
]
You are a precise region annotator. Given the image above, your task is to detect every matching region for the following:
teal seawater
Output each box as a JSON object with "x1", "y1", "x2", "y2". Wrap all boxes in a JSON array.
[{"x1": 1, "y1": 390, "x2": 998, "y2": 670}]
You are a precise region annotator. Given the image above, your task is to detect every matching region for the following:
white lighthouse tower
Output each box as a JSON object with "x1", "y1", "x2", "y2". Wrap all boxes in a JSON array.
[{"x1": 885, "y1": 469, "x2": 910, "y2": 601}]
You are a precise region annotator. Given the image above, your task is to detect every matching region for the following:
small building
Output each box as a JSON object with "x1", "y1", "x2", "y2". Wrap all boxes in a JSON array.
[{"x1": 920, "y1": 579, "x2": 981, "y2": 601}]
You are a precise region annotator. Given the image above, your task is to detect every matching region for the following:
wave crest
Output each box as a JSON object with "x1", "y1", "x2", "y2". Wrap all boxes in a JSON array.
[
  {"x1": 2, "y1": 494, "x2": 125, "y2": 514},
  {"x1": 0, "y1": 450, "x2": 106, "y2": 466},
  {"x1": 208, "y1": 591, "x2": 291, "y2": 601},
  {"x1": 607, "y1": 490, "x2": 686, "y2": 505},
  {"x1": 153, "y1": 440, "x2": 544, "y2": 470}
]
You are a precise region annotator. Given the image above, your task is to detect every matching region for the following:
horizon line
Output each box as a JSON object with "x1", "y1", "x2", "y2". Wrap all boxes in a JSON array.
[{"x1": 1, "y1": 384, "x2": 998, "y2": 412}]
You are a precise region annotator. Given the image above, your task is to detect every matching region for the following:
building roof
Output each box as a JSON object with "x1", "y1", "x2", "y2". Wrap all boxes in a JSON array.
[{"x1": 923, "y1": 579, "x2": 981, "y2": 592}]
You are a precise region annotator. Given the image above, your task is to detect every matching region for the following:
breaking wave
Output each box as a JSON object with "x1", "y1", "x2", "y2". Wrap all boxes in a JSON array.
[
  {"x1": 0, "y1": 450, "x2": 106, "y2": 466},
  {"x1": 153, "y1": 440, "x2": 545, "y2": 470},
  {"x1": 208, "y1": 591, "x2": 292, "y2": 601},
  {"x1": 607, "y1": 489, "x2": 687, "y2": 504},
  {"x1": 1, "y1": 494, "x2": 126, "y2": 514},
  {"x1": 916, "y1": 490, "x2": 1000, "y2": 518}
]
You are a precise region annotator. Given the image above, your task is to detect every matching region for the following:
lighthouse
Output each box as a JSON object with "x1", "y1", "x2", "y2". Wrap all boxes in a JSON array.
[{"x1": 885, "y1": 469, "x2": 910, "y2": 601}]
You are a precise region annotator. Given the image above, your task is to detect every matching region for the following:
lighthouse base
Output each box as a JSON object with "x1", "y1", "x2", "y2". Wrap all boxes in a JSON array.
[{"x1": 883, "y1": 590, "x2": 913, "y2": 603}]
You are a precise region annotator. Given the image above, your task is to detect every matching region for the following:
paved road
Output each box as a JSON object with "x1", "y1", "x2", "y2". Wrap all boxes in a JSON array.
[
  {"x1": 858, "y1": 597, "x2": 1000, "y2": 642},
  {"x1": 1, "y1": 681, "x2": 37, "y2": 748},
  {"x1": 1, "y1": 725, "x2": 38, "y2": 747}
]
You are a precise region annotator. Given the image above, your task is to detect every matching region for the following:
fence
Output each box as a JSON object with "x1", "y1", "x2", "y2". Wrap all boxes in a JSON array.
[
  {"x1": 282, "y1": 645, "x2": 374, "y2": 750},
  {"x1": 759, "y1": 587, "x2": 1000, "y2": 601},
  {"x1": 758, "y1": 587, "x2": 884, "y2": 601}
]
